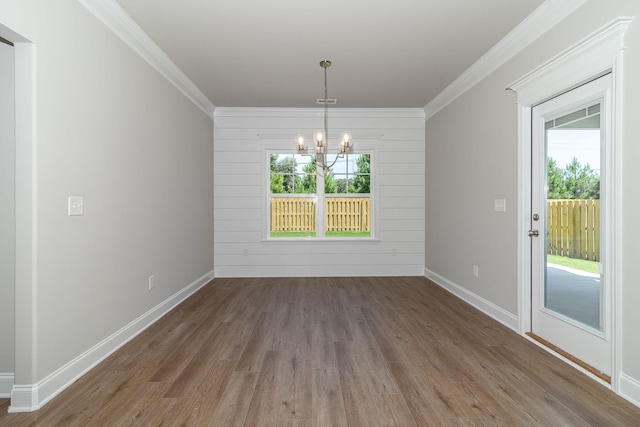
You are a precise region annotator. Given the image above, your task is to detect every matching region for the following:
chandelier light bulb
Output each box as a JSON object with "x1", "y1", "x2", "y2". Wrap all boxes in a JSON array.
[
  {"x1": 296, "y1": 134, "x2": 306, "y2": 151},
  {"x1": 339, "y1": 132, "x2": 352, "y2": 153}
]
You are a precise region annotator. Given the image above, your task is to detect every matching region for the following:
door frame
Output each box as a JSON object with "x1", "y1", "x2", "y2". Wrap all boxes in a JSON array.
[
  {"x1": 508, "y1": 17, "x2": 631, "y2": 391},
  {"x1": 0, "y1": 21, "x2": 38, "y2": 411}
]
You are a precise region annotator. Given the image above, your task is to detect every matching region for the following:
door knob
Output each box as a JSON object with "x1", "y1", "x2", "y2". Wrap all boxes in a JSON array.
[{"x1": 528, "y1": 229, "x2": 539, "y2": 237}]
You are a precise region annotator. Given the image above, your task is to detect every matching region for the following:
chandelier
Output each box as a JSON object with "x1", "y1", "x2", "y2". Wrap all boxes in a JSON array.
[{"x1": 296, "y1": 60, "x2": 352, "y2": 174}]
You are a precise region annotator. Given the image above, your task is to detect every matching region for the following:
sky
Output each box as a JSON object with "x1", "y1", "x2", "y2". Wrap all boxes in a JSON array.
[
  {"x1": 285, "y1": 153, "x2": 363, "y2": 176},
  {"x1": 547, "y1": 129, "x2": 600, "y2": 173}
]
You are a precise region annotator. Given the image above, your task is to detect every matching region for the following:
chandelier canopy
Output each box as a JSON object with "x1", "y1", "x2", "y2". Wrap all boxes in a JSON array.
[{"x1": 296, "y1": 60, "x2": 352, "y2": 174}]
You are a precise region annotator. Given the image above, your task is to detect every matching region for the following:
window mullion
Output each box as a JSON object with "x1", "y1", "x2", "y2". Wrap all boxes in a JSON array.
[{"x1": 316, "y1": 164, "x2": 325, "y2": 238}]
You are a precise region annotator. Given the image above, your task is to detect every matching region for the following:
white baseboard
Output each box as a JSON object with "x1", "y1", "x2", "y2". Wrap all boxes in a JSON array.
[
  {"x1": 8, "y1": 270, "x2": 215, "y2": 413},
  {"x1": 620, "y1": 373, "x2": 640, "y2": 408},
  {"x1": 0, "y1": 373, "x2": 14, "y2": 398},
  {"x1": 424, "y1": 268, "x2": 518, "y2": 331}
]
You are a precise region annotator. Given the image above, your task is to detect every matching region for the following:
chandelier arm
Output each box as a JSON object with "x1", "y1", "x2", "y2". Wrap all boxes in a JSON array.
[
  {"x1": 314, "y1": 151, "x2": 344, "y2": 177},
  {"x1": 324, "y1": 153, "x2": 345, "y2": 171}
]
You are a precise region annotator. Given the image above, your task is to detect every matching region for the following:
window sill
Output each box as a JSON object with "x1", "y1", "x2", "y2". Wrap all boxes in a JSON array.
[{"x1": 262, "y1": 237, "x2": 380, "y2": 244}]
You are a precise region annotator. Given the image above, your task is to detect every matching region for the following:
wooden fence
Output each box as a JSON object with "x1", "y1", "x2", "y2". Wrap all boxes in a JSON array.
[
  {"x1": 271, "y1": 197, "x2": 316, "y2": 232},
  {"x1": 547, "y1": 199, "x2": 600, "y2": 261},
  {"x1": 325, "y1": 197, "x2": 371, "y2": 232},
  {"x1": 270, "y1": 197, "x2": 370, "y2": 232}
]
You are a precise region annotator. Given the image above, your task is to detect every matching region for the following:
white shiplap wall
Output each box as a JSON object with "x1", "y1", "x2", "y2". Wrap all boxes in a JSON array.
[{"x1": 214, "y1": 108, "x2": 425, "y2": 277}]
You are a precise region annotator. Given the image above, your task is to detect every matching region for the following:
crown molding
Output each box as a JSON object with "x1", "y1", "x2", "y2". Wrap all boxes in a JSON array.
[
  {"x1": 78, "y1": 0, "x2": 215, "y2": 118},
  {"x1": 423, "y1": 0, "x2": 588, "y2": 120},
  {"x1": 213, "y1": 107, "x2": 426, "y2": 119},
  {"x1": 506, "y1": 16, "x2": 632, "y2": 105}
]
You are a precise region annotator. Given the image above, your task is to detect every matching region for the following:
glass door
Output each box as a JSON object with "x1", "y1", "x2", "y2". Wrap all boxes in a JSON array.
[{"x1": 530, "y1": 75, "x2": 611, "y2": 376}]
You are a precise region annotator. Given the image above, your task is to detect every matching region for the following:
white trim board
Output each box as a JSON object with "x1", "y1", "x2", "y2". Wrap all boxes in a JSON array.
[
  {"x1": 424, "y1": 0, "x2": 588, "y2": 120},
  {"x1": 507, "y1": 17, "x2": 633, "y2": 103},
  {"x1": 214, "y1": 107, "x2": 426, "y2": 120},
  {"x1": 8, "y1": 270, "x2": 215, "y2": 413},
  {"x1": 423, "y1": 268, "x2": 518, "y2": 331},
  {"x1": 620, "y1": 374, "x2": 640, "y2": 408},
  {"x1": 0, "y1": 373, "x2": 14, "y2": 398},
  {"x1": 13, "y1": 41, "x2": 37, "y2": 404},
  {"x1": 78, "y1": 0, "x2": 215, "y2": 118}
]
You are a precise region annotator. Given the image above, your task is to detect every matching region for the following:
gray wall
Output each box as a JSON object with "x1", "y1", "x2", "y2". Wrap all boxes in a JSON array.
[
  {"x1": 0, "y1": 0, "x2": 214, "y2": 383},
  {"x1": 425, "y1": 0, "x2": 640, "y2": 394},
  {"x1": 0, "y1": 40, "x2": 15, "y2": 379}
]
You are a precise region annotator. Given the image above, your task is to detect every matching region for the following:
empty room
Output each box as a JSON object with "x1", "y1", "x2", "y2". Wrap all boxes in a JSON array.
[{"x1": 2, "y1": 0, "x2": 640, "y2": 425}]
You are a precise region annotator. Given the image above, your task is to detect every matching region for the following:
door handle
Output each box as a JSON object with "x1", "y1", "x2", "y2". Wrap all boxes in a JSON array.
[{"x1": 528, "y1": 229, "x2": 539, "y2": 237}]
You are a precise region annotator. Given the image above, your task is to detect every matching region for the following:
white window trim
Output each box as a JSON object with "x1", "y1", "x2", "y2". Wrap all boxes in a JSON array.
[{"x1": 263, "y1": 144, "x2": 378, "y2": 242}]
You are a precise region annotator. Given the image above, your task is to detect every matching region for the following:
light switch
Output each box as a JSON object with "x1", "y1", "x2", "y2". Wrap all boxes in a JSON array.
[
  {"x1": 494, "y1": 198, "x2": 506, "y2": 213},
  {"x1": 68, "y1": 196, "x2": 84, "y2": 216}
]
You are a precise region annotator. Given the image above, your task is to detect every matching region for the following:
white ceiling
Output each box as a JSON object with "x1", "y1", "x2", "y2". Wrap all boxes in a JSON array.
[{"x1": 115, "y1": 0, "x2": 544, "y2": 108}]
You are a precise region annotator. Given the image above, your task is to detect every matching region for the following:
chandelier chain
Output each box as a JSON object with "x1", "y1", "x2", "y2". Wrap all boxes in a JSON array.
[{"x1": 319, "y1": 60, "x2": 341, "y2": 172}]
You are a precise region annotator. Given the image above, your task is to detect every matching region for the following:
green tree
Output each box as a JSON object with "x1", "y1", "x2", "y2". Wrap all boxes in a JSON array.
[
  {"x1": 547, "y1": 157, "x2": 567, "y2": 199},
  {"x1": 348, "y1": 154, "x2": 371, "y2": 193},
  {"x1": 324, "y1": 171, "x2": 338, "y2": 193},
  {"x1": 270, "y1": 154, "x2": 302, "y2": 193},
  {"x1": 547, "y1": 156, "x2": 599, "y2": 199},
  {"x1": 270, "y1": 171, "x2": 284, "y2": 193},
  {"x1": 300, "y1": 156, "x2": 337, "y2": 193},
  {"x1": 301, "y1": 157, "x2": 317, "y2": 193},
  {"x1": 563, "y1": 157, "x2": 599, "y2": 199},
  {"x1": 335, "y1": 178, "x2": 348, "y2": 193}
]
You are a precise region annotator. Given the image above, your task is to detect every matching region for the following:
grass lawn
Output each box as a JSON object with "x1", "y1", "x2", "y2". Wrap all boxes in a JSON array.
[
  {"x1": 270, "y1": 231, "x2": 371, "y2": 238},
  {"x1": 547, "y1": 254, "x2": 599, "y2": 274},
  {"x1": 270, "y1": 231, "x2": 316, "y2": 238},
  {"x1": 326, "y1": 231, "x2": 371, "y2": 238}
]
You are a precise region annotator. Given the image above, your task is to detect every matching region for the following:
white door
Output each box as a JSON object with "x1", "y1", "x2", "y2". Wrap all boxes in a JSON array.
[{"x1": 530, "y1": 75, "x2": 611, "y2": 377}]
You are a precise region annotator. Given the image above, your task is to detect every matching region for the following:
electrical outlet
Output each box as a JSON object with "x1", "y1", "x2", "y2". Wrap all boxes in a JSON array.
[
  {"x1": 473, "y1": 265, "x2": 479, "y2": 278},
  {"x1": 242, "y1": 249, "x2": 249, "y2": 257},
  {"x1": 148, "y1": 275, "x2": 155, "y2": 290},
  {"x1": 392, "y1": 248, "x2": 398, "y2": 256}
]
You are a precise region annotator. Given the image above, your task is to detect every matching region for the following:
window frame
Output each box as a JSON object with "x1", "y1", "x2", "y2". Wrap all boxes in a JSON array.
[{"x1": 265, "y1": 148, "x2": 376, "y2": 241}]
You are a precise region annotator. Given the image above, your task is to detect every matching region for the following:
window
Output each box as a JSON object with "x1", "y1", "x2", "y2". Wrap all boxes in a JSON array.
[{"x1": 269, "y1": 152, "x2": 372, "y2": 238}]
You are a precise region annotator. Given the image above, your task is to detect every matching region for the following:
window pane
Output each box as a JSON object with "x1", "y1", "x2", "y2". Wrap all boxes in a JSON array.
[
  {"x1": 270, "y1": 153, "x2": 317, "y2": 237},
  {"x1": 325, "y1": 196, "x2": 371, "y2": 237},
  {"x1": 329, "y1": 154, "x2": 370, "y2": 194},
  {"x1": 326, "y1": 153, "x2": 371, "y2": 237},
  {"x1": 270, "y1": 154, "x2": 315, "y2": 194},
  {"x1": 351, "y1": 154, "x2": 370, "y2": 194},
  {"x1": 298, "y1": 155, "x2": 317, "y2": 194},
  {"x1": 270, "y1": 196, "x2": 317, "y2": 237}
]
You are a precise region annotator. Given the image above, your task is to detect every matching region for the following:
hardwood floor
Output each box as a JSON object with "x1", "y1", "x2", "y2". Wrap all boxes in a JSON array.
[{"x1": 1, "y1": 276, "x2": 639, "y2": 426}]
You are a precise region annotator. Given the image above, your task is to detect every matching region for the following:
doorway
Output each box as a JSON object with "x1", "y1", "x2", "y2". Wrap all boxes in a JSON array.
[{"x1": 529, "y1": 75, "x2": 612, "y2": 378}]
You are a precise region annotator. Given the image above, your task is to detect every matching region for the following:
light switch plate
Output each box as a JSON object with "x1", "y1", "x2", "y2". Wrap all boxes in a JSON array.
[
  {"x1": 68, "y1": 196, "x2": 84, "y2": 216},
  {"x1": 494, "y1": 198, "x2": 506, "y2": 213}
]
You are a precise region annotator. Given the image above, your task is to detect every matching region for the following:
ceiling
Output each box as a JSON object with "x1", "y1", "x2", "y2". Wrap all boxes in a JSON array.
[{"x1": 115, "y1": 0, "x2": 545, "y2": 108}]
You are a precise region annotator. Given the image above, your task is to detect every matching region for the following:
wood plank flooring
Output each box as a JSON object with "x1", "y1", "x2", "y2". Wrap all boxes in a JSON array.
[{"x1": 1, "y1": 276, "x2": 639, "y2": 426}]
